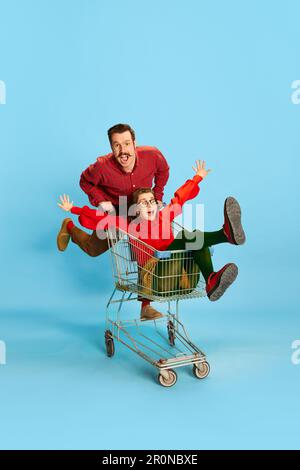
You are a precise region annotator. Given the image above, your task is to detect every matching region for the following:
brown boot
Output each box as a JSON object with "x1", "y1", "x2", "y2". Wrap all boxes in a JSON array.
[
  {"x1": 57, "y1": 218, "x2": 72, "y2": 252},
  {"x1": 140, "y1": 305, "x2": 164, "y2": 321}
]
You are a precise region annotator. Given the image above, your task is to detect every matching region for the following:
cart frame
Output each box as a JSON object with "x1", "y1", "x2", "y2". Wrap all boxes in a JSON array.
[{"x1": 103, "y1": 221, "x2": 210, "y2": 387}]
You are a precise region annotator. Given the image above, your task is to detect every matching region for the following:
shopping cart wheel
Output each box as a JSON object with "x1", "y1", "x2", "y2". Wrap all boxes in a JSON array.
[
  {"x1": 105, "y1": 330, "x2": 115, "y2": 358},
  {"x1": 193, "y1": 361, "x2": 210, "y2": 379},
  {"x1": 158, "y1": 369, "x2": 177, "y2": 387},
  {"x1": 167, "y1": 321, "x2": 175, "y2": 346}
]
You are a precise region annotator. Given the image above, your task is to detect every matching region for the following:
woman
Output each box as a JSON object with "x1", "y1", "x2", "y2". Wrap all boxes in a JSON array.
[{"x1": 57, "y1": 161, "x2": 246, "y2": 320}]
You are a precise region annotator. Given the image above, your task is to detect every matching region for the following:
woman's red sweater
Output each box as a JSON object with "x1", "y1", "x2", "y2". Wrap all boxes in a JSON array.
[{"x1": 71, "y1": 174, "x2": 202, "y2": 262}]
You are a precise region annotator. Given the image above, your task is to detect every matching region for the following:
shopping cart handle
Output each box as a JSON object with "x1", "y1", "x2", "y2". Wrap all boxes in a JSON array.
[{"x1": 155, "y1": 248, "x2": 214, "y2": 258}]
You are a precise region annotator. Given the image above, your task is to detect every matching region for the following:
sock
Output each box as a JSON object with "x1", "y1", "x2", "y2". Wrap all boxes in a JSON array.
[
  {"x1": 66, "y1": 221, "x2": 74, "y2": 233},
  {"x1": 141, "y1": 299, "x2": 150, "y2": 310}
]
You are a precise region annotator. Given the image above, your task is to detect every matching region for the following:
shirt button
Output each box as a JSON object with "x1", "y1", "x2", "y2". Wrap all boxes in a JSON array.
[{"x1": 133, "y1": 184, "x2": 136, "y2": 187}]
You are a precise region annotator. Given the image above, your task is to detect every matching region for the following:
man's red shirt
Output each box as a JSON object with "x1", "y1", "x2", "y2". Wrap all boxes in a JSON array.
[{"x1": 80, "y1": 146, "x2": 169, "y2": 207}]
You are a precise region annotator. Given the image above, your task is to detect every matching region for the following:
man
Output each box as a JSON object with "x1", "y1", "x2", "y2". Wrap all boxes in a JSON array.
[
  {"x1": 57, "y1": 123, "x2": 169, "y2": 255},
  {"x1": 57, "y1": 123, "x2": 170, "y2": 320}
]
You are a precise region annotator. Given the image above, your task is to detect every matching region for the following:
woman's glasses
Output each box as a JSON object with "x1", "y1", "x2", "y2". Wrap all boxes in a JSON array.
[{"x1": 138, "y1": 198, "x2": 157, "y2": 207}]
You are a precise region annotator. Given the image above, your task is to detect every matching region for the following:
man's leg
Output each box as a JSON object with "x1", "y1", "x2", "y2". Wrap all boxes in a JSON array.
[
  {"x1": 70, "y1": 226, "x2": 109, "y2": 257},
  {"x1": 57, "y1": 219, "x2": 109, "y2": 257}
]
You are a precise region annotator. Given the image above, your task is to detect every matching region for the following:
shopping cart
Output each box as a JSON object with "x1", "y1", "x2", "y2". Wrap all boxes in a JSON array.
[{"x1": 104, "y1": 221, "x2": 210, "y2": 387}]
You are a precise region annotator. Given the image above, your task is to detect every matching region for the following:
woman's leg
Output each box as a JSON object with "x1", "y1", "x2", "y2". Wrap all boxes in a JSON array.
[
  {"x1": 170, "y1": 228, "x2": 227, "y2": 250},
  {"x1": 191, "y1": 247, "x2": 213, "y2": 282},
  {"x1": 169, "y1": 230, "x2": 215, "y2": 282},
  {"x1": 170, "y1": 229, "x2": 238, "y2": 300},
  {"x1": 203, "y1": 229, "x2": 227, "y2": 247},
  {"x1": 153, "y1": 254, "x2": 184, "y2": 296},
  {"x1": 173, "y1": 194, "x2": 246, "y2": 248},
  {"x1": 182, "y1": 230, "x2": 238, "y2": 301}
]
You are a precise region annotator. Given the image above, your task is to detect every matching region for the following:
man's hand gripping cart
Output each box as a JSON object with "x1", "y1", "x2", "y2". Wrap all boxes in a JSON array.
[{"x1": 104, "y1": 222, "x2": 210, "y2": 387}]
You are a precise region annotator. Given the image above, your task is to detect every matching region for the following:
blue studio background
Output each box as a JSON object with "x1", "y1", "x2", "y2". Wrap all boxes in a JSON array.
[{"x1": 0, "y1": 0, "x2": 300, "y2": 450}]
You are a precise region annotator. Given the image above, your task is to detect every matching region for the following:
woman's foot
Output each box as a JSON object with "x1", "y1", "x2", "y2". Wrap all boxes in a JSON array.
[
  {"x1": 206, "y1": 263, "x2": 238, "y2": 301},
  {"x1": 223, "y1": 197, "x2": 246, "y2": 245},
  {"x1": 57, "y1": 218, "x2": 72, "y2": 251},
  {"x1": 140, "y1": 305, "x2": 164, "y2": 321}
]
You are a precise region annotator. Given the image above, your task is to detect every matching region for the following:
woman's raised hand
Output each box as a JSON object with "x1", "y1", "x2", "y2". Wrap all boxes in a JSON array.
[
  {"x1": 57, "y1": 194, "x2": 73, "y2": 212},
  {"x1": 192, "y1": 160, "x2": 212, "y2": 179}
]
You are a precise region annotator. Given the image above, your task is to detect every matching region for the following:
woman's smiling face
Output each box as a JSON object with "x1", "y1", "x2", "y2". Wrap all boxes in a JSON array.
[{"x1": 137, "y1": 192, "x2": 158, "y2": 221}]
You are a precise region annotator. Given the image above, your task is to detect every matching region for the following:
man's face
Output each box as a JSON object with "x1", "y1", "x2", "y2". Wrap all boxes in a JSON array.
[
  {"x1": 137, "y1": 192, "x2": 158, "y2": 222},
  {"x1": 110, "y1": 131, "x2": 136, "y2": 170}
]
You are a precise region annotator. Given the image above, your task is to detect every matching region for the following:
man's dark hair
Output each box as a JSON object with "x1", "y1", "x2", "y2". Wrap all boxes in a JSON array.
[{"x1": 107, "y1": 123, "x2": 136, "y2": 145}]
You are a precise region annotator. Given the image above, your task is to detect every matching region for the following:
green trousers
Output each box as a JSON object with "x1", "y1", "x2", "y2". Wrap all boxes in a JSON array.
[{"x1": 152, "y1": 229, "x2": 227, "y2": 295}]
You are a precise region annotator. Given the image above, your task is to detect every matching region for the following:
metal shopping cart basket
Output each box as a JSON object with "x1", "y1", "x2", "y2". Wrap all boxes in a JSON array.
[{"x1": 104, "y1": 221, "x2": 210, "y2": 387}]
